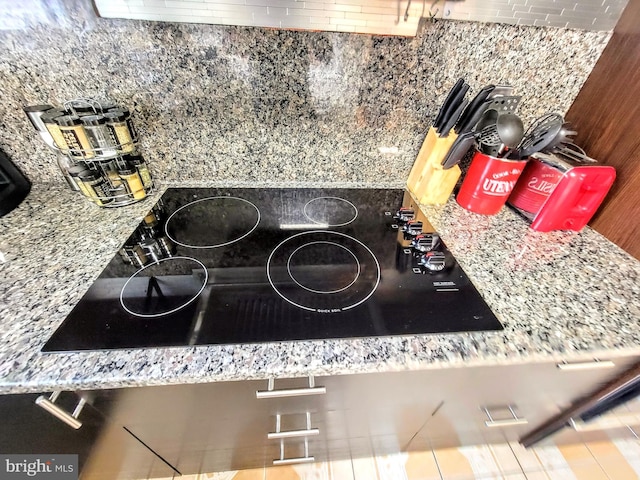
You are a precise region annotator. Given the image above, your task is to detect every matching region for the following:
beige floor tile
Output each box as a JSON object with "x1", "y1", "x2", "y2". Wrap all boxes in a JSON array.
[
  {"x1": 508, "y1": 442, "x2": 546, "y2": 474},
  {"x1": 264, "y1": 465, "x2": 301, "y2": 480},
  {"x1": 541, "y1": 469, "x2": 577, "y2": 480},
  {"x1": 457, "y1": 445, "x2": 503, "y2": 479},
  {"x1": 521, "y1": 472, "x2": 549, "y2": 480},
  {"x1": 502, "y1": 474, "x2": 527, "y2": 480},
  {"x1": 375, "y1": 453, "x2": 410, "y2": 480},
  {"x1": 433, "y1": 447, "x2": 474, "y2": 479},
  {"x1": 613, "y1": 438, "x2": 640, "y2": 460},
  {"x1": 230, "y1": 469, "x2": 266, "y2": 480},
  {"x1": 198, "y1": 472, "x2": 263, "y2": 480},
  {"x1": 352, "y1": 456, "x2": 379, "y2": 480},
  {"x1": 531, "y1": 445, "x2": 572, "y2": 471},
  {"x1": 328, "y1": 459, "x2": 354, "y2": 480},
  {"x1": 489, "y1": 444, "x2": 522, "y2": 476},
  {"x1": 404, "y1": 450, "x2": 442, "y2": 480},
  {"x1": 585, "y1": 440, "x2": 640, "y2": 479},
  {"x1": 556, "y1": 443, "x2": 608, "y2": 479}
]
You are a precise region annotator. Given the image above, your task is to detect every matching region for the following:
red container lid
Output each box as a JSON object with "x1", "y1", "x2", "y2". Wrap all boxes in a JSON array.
[{"x1": 530, "y1": 166, "x2": 616, "y2": 232}]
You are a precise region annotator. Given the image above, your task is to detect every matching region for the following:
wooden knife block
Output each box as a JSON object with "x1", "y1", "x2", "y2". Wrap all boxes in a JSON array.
[{"x1": 407, "y1": 128, "x2": 460, "y2": 205}]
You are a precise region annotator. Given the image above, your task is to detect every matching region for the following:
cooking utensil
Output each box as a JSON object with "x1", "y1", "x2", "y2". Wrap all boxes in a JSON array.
[
  {"x1": 436, "y1": 84, "x2": 469, "y2": 136},
  {"x1": 496, "y1": 113, "x2": 524, "y2": 155},
  {"x1": 475, "y1": 108, "x2": 499, "y2": 133},
  {"x1": 441, "y1": 131, "x2": 476, "y2": 169},
  {"x1": 554, "y1": 143, "x2": 598, "y2": 163},
  {"x1": 454, "y1": 85, "x2": 495, "y2": 134},
  {"x1": 547, "y1": 124, "x2": 578, "y2": 152},
  {"x1": 433, "y1": 78, "x2": 464, "y2": 132},
  {"x1": 438, "y1": 98, "x2": 468, "y2": 138},
  {"x1": 516, "y1": 113, "x2": 564, "y2": 158},
  {"x1": 488, "y1": 85, "x2": 514, "y2": 98},
  {"x1": 477, "y1": 123, "x2": 501, "y2": 156}
]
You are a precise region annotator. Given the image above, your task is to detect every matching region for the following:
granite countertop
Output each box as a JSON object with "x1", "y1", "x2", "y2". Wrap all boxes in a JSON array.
[{"x1": 1, "y1": 182, "x2": 639, "y2": 395}]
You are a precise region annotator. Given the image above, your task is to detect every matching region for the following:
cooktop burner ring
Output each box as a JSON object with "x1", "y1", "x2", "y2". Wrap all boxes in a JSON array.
[
  {"x1": 287, "y1": 241, "x2": 361, "y2": 294},
  {"x1": 303, "y1": 196, "x2": 358, "y2": 227},
  {"x1": 119, "y1": 256, "x2": 209, "y2": 318},
  {"x1": 267, "y1": 230, "x2": 380, "y2": 313},
  {"x1": 164, "y1": 196, "x2": 260, "y2": 249}
]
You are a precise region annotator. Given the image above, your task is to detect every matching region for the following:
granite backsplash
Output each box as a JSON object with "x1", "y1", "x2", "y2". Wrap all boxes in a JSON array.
[{"x1": 0, "y1": 0, "x2": 611, "y2": 186}]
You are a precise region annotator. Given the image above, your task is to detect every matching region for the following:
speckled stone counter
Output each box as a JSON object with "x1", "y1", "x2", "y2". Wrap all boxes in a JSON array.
[{"x1": 0, "y1": 182, "x2": 639, "y2": 395}]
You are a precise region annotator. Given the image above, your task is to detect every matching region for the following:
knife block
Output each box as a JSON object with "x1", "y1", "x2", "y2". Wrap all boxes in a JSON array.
[{"x1": 407, "y1": 128, "x2": 459, "y2": 205}]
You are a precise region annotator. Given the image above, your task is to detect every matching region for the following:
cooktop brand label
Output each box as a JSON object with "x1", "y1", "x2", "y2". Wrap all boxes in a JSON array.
[
  {"x1": 433, "y1": 281, "x2": 456, "y2": 287},
  {"x1": 0, "y1": 455, "x2": 77, "y2": 480}
]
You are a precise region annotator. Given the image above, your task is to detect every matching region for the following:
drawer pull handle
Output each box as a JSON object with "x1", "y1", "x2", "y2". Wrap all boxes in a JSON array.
[
  {"x1": 257, "y1": 376, "x2": 326, "y2": 399},
  {"x1": 483, "y1": 406, "x2": 528, "y2": 428},
  {"x1": 570, "y1": 413, "x2": 640, "y2": 432},
  {"x1": 35, "y1": 391, "x2": 85, "y2": 430},
  {"x1": 557, "y1": 360, "x2": 616, "y2": 371},
  {"x1": 268, "y1": 413, "x2": 320, "y2": 439},
  {"x1": 273, "y1": 438, "x2": 314, "y2": 466}
]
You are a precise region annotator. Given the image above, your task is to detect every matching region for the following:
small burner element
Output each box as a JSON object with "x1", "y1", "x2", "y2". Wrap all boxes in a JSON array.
[
  {"x1": 303, "y1": 196, "x2": 358, "y2": 227},
  {"x1": 120, "y1": 256, "x2": 208, "y2": 318},
  {"x1": 267, "y1": 230, "x2": 380, "y2": 313},
  {"x1": 165, "y1": 196, "x2": 260, "y2": 249}
]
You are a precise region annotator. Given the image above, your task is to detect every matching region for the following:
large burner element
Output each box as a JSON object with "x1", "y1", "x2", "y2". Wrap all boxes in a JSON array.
[
  {"x1": 267, "y1": 230, "x2": 380, "y2": 313},
  {"x1": 165, "y1": 196, "x2": 260, "y2": 249},
  {"x1": 120, "y1": 257, "x2": 208, "y2": 318},
  {"x1": 303, "y1": 196, "x2": 358, "y2": 227}
]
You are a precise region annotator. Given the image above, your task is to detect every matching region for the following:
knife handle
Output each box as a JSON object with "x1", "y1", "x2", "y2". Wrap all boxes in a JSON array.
[{"x1": 433, "y1": 78, "x2": 465, "y2": 131}]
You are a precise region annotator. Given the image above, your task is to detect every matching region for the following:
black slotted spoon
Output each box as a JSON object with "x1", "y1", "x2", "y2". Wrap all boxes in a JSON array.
[{"x1": 514, "y1": 113, "x2": 564, "y2": 159}]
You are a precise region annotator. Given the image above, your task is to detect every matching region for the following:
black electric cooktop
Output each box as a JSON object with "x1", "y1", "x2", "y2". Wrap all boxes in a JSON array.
[{"x1": 43, "y1": 188, "x2": 502, "y2": 352}]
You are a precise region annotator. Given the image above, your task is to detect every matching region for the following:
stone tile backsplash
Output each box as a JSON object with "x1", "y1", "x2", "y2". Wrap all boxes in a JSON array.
[{"x1": 0, "y1": 0, "x2": 611, "y2": 186}]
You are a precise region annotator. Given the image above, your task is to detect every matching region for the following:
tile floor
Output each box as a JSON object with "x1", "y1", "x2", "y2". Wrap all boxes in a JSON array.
[{"x1": 151, "y1": 437, "x2": 640, "y2": 479}]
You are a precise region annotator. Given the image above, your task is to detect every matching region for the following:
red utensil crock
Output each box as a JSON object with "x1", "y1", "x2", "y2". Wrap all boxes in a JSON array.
[{"x1": 456, "y1": 151, "x2": 528, "y2": 215}]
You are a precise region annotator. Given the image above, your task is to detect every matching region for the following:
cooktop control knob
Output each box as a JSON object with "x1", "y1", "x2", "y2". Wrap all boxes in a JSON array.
[
  {"x1": 419, "y1": 251, "x2": 447, "y2": 272},
  {"x1": 402, "y1": 220, "x2": 423, "y2": 236},
  {"x1": 411, "y1": 233, "x2": 440, "y2": 252},
  {"x1": 393, "y1": 207, "x2": 415, "y2": 223}
]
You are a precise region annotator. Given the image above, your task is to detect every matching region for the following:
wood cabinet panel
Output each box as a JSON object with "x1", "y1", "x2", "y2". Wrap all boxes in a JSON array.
[{"x1": 565, "y1": 0, "x2": 640, "y2": 258}]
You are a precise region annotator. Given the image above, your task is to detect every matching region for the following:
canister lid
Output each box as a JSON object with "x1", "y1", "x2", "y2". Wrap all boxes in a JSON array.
[
  {"x1": 126, "y1": 154, "x2": 145, "y2": 166},
  {"x1": 68, "y1": 164, "x2": 91, "y2": 177},
  {"x1": 109, "y1": 108, "x2": 131, "y2": 118},
  {"x1": 55, "y1": 115, "x2": 82, "y2": 127},
  {"x1": 103, "y1": 110, "x2": 127, "y2": 123},
  {"x1": 23, "y1": 105, "x2": 53, "y2": 113},
  {"x1": 81, "y1": 115, "x2": 106, "y2": 126},
  {"x1": 40, "y1": 109, "x2": 66, "y2": 124},
  {"x1": 77, "y1": 169, "x2": 101, "y2": 180}
]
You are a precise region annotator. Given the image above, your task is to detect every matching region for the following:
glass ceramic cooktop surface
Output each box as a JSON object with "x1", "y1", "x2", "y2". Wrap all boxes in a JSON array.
[{"x1": 42, "y1": 187, "x2": 502, "y2": 352}]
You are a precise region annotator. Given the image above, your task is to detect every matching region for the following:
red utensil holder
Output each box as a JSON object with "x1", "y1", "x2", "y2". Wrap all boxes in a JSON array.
[{"x1": 456, "y1": 151, "x2": 528, "y2": 215}]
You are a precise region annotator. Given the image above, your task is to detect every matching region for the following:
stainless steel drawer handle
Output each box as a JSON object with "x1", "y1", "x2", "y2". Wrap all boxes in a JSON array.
[
  {"x1": 257, "y1": 376, "x2": 326, "y2": 399},
  {"x1": 268, "y1": 412, "x2": 320, "y2": 439},
  {"x1": 570, "y1": 413, "x2": 640, "y2": 432},
  {"x1": 273, "y1": 438, "x2": 314, "y2": 466},
  {"x1": 483, "y1": 406, "x2": 528, "y2": 428},
  {"x1": 557, "y1": 359, "x2": 616, "y2": 371},
  {"x1": 35, "y1": 391, "x2": 85, "y2": 430}
]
